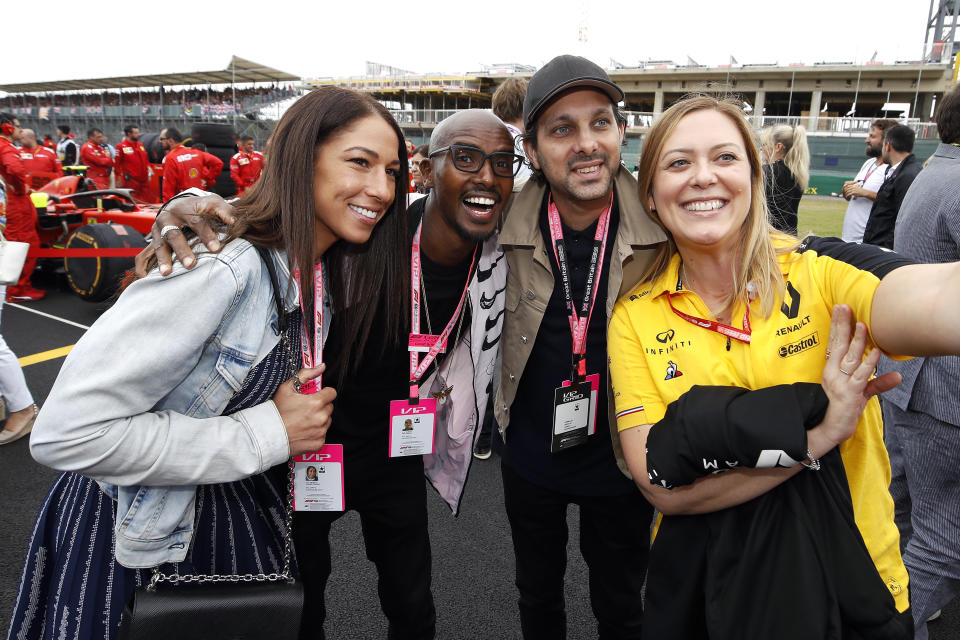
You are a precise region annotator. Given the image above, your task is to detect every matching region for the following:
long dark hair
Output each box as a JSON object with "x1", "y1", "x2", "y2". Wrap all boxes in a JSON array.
[{"x1": 228, "y1": 87, "x2": 410, "y2": 383}]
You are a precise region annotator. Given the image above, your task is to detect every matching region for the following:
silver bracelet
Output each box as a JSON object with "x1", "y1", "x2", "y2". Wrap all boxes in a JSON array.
[{"x1": 800, "y1": 449, "x2": 821, "y2": 471}]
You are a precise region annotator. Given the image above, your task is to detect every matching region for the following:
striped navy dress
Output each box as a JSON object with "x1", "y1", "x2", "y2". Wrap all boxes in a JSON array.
[{"x1": 7, "y1": 310, "x2": 302, "y2": 640}]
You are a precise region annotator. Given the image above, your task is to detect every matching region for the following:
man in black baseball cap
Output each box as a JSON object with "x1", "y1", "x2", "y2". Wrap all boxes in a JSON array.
[{"x1": 494, "y1": 55, "x2": 665, "y2": 639}]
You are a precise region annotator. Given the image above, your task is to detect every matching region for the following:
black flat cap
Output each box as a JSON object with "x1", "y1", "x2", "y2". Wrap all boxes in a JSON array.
[{"x1": 523, "y1": 55, "x2": 624, "y2": 132}]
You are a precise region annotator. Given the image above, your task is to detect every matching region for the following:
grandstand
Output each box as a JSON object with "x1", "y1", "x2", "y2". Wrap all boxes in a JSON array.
[
  {"x1": 3, "y1": 2, "x2": 958, "y2": 193},
  {"x1": 0, "y1": 56, "x2": 300, "y2": 148}
]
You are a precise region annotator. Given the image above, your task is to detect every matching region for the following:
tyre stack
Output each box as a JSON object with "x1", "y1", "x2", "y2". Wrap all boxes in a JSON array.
[
  {"x1": 139, "y1": 132, "x2": 166, "y2": 164},
  {"x1": 191, "y1": 123, "x2": 237, "y2": 198}
]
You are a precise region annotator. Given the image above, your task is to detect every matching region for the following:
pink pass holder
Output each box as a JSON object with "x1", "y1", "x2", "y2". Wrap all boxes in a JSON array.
[
  {"x1": 561, "y1": 373, "x2": 600, "y2": 436},
  {"x1": 388, "y1": 397, "x2": 437, "y2": 457},
  {"x1": 292, "y1": 445, "x2": 345, "y2": 511}
]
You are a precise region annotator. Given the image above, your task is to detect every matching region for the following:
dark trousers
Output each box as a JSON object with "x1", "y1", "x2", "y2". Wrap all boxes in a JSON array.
[
  {"x1": 293, "y1": 456, "x2": 436, "y2": 640},
  {"x1": 501, "y1": 462, "x2": 653, "y2": 640}
]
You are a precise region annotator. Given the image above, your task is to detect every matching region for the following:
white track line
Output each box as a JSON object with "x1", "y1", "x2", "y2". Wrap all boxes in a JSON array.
[{"x1": 4, "y1": 303, "x2": 91, "y2": 331}]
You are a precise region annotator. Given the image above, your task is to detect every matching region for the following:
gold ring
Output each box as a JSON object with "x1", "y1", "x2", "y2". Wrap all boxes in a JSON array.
[{"x1": 839, "y1": 367, "x2": 852, "y2": 376}]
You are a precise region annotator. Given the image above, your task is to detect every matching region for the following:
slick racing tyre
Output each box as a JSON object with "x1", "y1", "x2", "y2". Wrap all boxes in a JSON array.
[{"x1": 64, "y1": 223, "x2": 147, "y2": 302}]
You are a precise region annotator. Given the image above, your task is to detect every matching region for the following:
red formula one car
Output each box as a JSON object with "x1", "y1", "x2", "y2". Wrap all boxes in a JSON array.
[{"x1": 33, "y1": 175, "x2": 158, "y2": 301}]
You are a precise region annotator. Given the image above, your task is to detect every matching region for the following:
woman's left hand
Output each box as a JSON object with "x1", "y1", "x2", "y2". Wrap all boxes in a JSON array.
[{"x1": 815, "y1": 305, "x2": 901, "y2": 449}]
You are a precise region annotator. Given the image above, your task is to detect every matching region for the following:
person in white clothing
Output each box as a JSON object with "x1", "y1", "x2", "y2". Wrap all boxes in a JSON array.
[{"x1": 841, "y1": 119, "x2": 897, "y2": 242}]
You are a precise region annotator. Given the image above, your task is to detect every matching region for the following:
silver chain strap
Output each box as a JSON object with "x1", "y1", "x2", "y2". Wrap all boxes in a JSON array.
[{"x1": 149, "y1": 326, "x2": 300, "y2": 590}]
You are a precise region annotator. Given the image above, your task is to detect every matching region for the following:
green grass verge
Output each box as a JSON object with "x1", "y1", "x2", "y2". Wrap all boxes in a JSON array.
[{"x1": 797, "y1": 197, "x2": 847, "y2": 238}]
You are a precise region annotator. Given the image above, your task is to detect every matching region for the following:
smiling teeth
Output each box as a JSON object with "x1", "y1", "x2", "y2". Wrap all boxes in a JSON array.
[
  {"x1": 684, "y1": 200, "x2": 724, "y2": 212},
  {"x1": 576, "y1": 166, "x2": 600, "y2": 174},
  {"x1": 465, "y1": 197, "x2": 495, "y2": 206},
  {"x1": 349, "y1": 204, "x2": 377, "y2": 219}
]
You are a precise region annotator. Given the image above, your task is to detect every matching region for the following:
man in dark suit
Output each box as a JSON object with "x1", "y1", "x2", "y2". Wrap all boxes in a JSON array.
[
  {"x1": 878, "y1": 87, "x2": 960, "y2": 640},
  {"x1": 862, "y1": 124, "x2": 922, "y2": 249}
]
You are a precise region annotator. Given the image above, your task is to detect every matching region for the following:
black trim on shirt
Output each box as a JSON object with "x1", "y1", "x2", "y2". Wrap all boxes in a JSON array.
[{"x1": 796, "y1": 235, "x2": 915, "y2": 280}]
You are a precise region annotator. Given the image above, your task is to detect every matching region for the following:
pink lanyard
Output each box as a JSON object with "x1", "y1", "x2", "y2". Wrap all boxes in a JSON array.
[
  {"x1": 862, "y1": 162, "x2": 881, "y2": 185},
  {"x1": 293, "y1": 262, "x2": 324, "y2": 393},
  {"x1": 546, "y1": 193, "x2": 613, "y2": 382},
  {"x1": 664, "y1": 291, "x2": 752, "y2": 344},
  {"x1": 408, "y1": 222, "x2": 476, "y2": 400}
]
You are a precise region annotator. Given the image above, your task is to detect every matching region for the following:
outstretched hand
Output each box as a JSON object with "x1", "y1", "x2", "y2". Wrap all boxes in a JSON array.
[{"x1": 144, "y1": 193, "x2": 238, "y2": 276}]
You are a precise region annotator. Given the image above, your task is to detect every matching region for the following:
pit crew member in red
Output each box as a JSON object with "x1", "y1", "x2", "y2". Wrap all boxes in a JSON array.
[
  {"x1": 0, "y1": 113, "x2": 44, "y2": 301},
  {"x1": 115, "y1": 125, "x2": 150, "y2": 199},
  {"x1": 80, "y1": 128, "x2": 113, "y2": 190},
  {"x1": 160, "y1": 128, "x2": 223, "y2": 201},
  {"x1": 229, "y1": 135, "x2": 264, "y2": 196},
  {"x1": 19, "y1": 129, "x2": 63, "y2": 183}
]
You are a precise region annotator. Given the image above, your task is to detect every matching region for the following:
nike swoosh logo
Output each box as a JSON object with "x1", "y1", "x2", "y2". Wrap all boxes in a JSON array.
[
  {"x1": 481, "y1": 333, "x2": 502, "y2": 351},
  {"x1": 475, "y1": 253, "x2": 504, "y2": 283},
  {"x1": 480, "y1": 285, "x2": 506, "y2": 310},
  {"x1": 485, "y1": 308, "x2": 505, "y2": 332}
]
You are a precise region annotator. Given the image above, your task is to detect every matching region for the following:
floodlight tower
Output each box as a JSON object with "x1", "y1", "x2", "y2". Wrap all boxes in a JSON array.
[{"x1": 925, "y1": 0, "x2": 960, "y2": 61}]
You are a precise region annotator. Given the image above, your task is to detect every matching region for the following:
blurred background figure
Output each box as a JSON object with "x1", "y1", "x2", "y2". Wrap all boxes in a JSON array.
[
  {"x1": 760, "y1": 124, "x2": 809, "y2": 235},
  {"x1": 80, "y1": 128, "x2": 113, "y2": 190},
  {"x1": 229, "y1": 135, "x2": 264, "y2": 196},
  {"x1": 0, "y1": 113, "x2": 44, "y2": 302},
  {"x1": 491, "y1": 78, "x2": 532, "y2": 193},
  {"x1": 56, "y1": 125, "x2": 78, "y2": 166},
  {"x1": 410, "y1": 143, "x2": 429, "y2": 194},
  {"x1": 115, "y1": 125, "x2": 150, "y2": 201},
  {"x1": 841, "y1": 119, "x2": 897, "y2": 243},
  {"x1": 19, "y1": 129, "x2": 63, "y2": 188}
]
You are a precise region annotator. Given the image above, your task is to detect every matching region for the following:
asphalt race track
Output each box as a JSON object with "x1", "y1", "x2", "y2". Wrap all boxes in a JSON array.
[{"x1": 1, "y1": 279, "x2": 958, "y2": 639}]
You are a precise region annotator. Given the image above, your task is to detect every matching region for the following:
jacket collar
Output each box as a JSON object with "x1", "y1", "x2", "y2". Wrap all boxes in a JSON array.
[
  {"x1": 500, "y1": 165, "x2": 666, "y2": 248},
  {"x1": 935, "y1": 143, "x2": 960, "y2": 160}
]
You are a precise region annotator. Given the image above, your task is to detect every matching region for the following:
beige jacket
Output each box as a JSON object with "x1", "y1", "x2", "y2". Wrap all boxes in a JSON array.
[{"x1": 493, "y1": 166, "x2": 667, "y2": 476}]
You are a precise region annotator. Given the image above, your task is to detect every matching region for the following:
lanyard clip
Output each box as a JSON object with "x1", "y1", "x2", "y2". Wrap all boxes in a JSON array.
[
  {"x1": 408, "y1": 383, "x2": 420, "y2": 405},
  {"x1": 571, "y1": 354, "x2": 585, "y2": 389}
]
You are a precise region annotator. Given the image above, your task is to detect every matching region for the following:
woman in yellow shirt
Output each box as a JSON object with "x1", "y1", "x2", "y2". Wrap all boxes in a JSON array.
[{"x1": 609, "y1": 95, "x2": 960, "y2": 639}]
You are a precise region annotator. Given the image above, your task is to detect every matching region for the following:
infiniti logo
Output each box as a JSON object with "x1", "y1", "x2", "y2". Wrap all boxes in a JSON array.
[{"x1": 656, "y1": 330, "x2": 675, "y2": 343}]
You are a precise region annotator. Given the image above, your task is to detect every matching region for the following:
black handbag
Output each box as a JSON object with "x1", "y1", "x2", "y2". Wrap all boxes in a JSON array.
[
  {"x1": 117, "y1": 460, "x2": 303, "y2": 640},
  {"x1": 118, "y1": 247, "x2": 304, "y2": 639}
]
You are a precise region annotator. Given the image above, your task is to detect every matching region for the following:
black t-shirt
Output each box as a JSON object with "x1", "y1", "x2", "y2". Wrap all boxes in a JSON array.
[
  {"x1": 499, "y1": 192, "x2": 637, "y2": 496},
  {"x1": 763, "y1": 160, "x2": 802, "y2": 235},
  {"x1": 323, "y1": 196, "x2": 474, "y2": 464}
]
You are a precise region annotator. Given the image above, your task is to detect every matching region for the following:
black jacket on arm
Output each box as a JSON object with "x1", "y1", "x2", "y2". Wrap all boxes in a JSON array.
[{"x1": 642, "y1": 385, "x2": 908, "y2": 640}]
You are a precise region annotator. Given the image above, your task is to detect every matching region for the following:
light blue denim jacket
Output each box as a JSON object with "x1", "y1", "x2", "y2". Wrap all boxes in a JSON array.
[{"x1": 31, "y1": 237, "x2": 330, "y2": 568}]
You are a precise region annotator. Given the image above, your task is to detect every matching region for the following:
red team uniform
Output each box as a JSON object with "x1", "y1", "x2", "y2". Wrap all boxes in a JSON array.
[
  {"x1": 80, "y1": 141, "x2": 113, "y2": 190},
  {"x1": 20, "y1": 146, "x2": 63, "y2": 188},
  {"x1": 229, "y1": 150, "x2": 264, "y2": 196},
  {"x1": 115, "y1": 139, "x2": 151, "y2": 200},
  {"x1": 0, "y1": 137, "x2": 42, "y2": 297},
  {"x1": 161, "y1": 144, "x2": 223, "y2": 201}
]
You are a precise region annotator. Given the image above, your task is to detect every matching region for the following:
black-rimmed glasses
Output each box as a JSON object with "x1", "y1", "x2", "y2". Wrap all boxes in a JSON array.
[{"x1": 429, "y1": 144, "x2": 524, "y2": 178}]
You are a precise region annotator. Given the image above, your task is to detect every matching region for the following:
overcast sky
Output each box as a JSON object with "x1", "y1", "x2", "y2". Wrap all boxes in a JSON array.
[{"x1": 1, "y1": 0, "x2": 938, "y2": 86}]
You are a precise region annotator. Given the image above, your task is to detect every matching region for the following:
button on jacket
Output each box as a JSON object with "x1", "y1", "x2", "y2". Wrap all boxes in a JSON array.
[
  {"x1": 494, "y1": 166, "x2": 666, "y2": 475},
  {"x1": 30, "y1": 238, "x2": 330, "y2": 568}
]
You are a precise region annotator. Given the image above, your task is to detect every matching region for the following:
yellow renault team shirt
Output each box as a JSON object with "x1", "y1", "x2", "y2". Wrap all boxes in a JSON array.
[{"x1": 609, "y1": 235, "x2": 910, "y2": 612}]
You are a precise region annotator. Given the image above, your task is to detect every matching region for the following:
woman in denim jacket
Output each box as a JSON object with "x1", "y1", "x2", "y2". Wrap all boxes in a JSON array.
[{"x1": 7, "y1": 87, "x2": 410, "y2": 640}]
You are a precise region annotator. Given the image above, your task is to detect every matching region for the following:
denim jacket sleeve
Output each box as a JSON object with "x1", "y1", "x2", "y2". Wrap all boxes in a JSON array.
[{"x1": 30, "y1": 239, "x2": 291, "y2": 486}]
